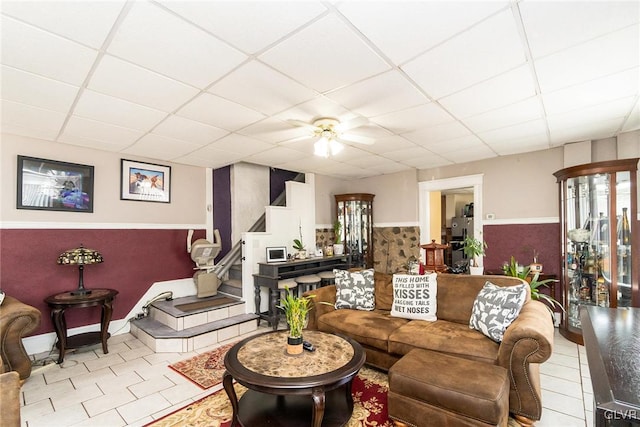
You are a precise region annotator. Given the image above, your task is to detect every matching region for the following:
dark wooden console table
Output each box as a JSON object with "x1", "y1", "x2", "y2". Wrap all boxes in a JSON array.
[
  {"x1": 253, "y1": 255, "x2": 349, "y2": 329},
  {"x1": 45, "y1": 289, "x2": 118, "y2": 363},
  {"x1": 580, "y1": 306, "x2": 640, "y2": 426}
]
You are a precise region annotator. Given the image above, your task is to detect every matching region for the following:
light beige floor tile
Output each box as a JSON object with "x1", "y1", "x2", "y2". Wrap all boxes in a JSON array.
[
  {"x1": 23, "y1": 378, "x2": 74, "y2": 405},
  {"x1": 109, "y1": 357, "x2": 151, "y2": 376},
  {"x1": 541, "y1": 362, "x2": 582, "y2": 383},
  {"x1": 84, "y1": 353, "x2": 126, "y2": 372},
  {"x1": 142, "y1": 351, "x2": 184, "y2": 365},
  {"x1": 160, "y1": 381, "x2": 206, "y2": 405},
  {"x1": 70, "y1": 367, "x2": 116, "y2": 389},
  {"x1": 96, "y1": 372, "x2": 144, "y2": 395},
  {"x1": 585, "y1": 410, "x2": 594, "y2": 427},
  {"x1": 542, "y1": 389, "x2": 587, "y2": 419},
  {"x1": 115, "y1": 393, "x2": 171, "y2": 424},
  {"x1": 538, "y1": 408, "x2": 587, "y2": 427},
  {"x1": 99, "y1": 341, "x2": 130, "y2": 355},
  {"x1": 150, "y1": 398, "x2": 193, "y2": 420},
  {"x1": 119, "y1": 345, "x2": 154, "y2": 362},
  {"x1": 51, "y1": 383, "x2": 104, "y2": 411},
  {"x1": 128, "y1": 376, "x2": 175, "y2": 399},
  {"x1": 548, "y1": 352, "x2": 581, "y2": 369},
  {"x1": 44, "y1": 361, "x2": 90, "y2": 384},
  {"x1": 124, "y1": 339, "x2": 150, "y2": 350},
  {"x1": 125, "y1": 416, "x2": 154, "y2": 427},
  {"x1": 26, "y1": 403, "x2": 89, "y2": 427},
  {"x1": 582, "y1": 376, "x2": 593, "y2": 394},
  {"x1": 20, "y1": 398, "x2": 54, "y2": 423},
  {"x1": 162, "y1": 368, "x2": 192, "y2": 385},
  {"x1": 70, "y1": 409, "x2": 126, "y2": 427},
  {"x1": 82, "y1": 389, "x2": 136, "y2": 417},
  {"x1": 540, "y1": 373, "x2": 584, "y2": 399},
  {"x1": 64, "y1": 349, "x2": 99, "y2": 363},
  {"x1": 108, "y1": 333, "x2": 137, "y2": 344},
  {"x1": 21, "y1": 372, "x2": 46, "y2": 392}
]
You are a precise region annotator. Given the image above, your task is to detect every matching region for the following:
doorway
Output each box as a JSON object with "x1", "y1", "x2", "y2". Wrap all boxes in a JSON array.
[{"x1": 418, "y1": 174, "x2": 484, "y2": 267}]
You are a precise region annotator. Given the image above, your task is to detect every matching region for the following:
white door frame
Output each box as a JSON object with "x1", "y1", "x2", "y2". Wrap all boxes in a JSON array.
[{"x1": 418, "y1": 174, "x2": 484, "y2": 265}]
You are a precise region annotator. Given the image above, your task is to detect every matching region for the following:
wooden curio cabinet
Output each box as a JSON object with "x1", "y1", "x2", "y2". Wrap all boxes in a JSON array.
[
  {"x1": 335, "y1": 193, "x2": 374, "y2": 268},
  {"x1": 554, "y1": 158, "x2": 639, "y2": 344}
]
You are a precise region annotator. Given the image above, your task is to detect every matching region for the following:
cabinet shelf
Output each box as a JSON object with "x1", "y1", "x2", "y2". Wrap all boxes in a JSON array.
[{"x1": 554, "y1": 158, "x2": 639, "y2": 344}]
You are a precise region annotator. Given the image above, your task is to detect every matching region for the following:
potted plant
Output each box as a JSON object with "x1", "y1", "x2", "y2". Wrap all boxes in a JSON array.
[
  {"x1": 502, "y1": 256, "x2": 564, "y2": 314},
  {"x1": 463, "y1": 236, "x2": 486, "y2": 275},
  {"x1": 293, "y1": 223, "x2": 306, "y2": 259},
  {"x1": 278, "y1": 287, "x2": 314, "y2": 355},
  {"x1": 332, "y1": 220, "x2": 344, "y2": 255}
]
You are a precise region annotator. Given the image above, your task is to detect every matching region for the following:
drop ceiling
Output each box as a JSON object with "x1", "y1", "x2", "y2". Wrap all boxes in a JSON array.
[{"x1": 1, "y1": 1, "x2": 638, "y2": 179}]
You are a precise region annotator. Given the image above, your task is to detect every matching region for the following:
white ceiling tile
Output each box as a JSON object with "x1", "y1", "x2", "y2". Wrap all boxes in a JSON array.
[
  {"x1": 622, "y1": 100, "x2": 640, "y2": 132},
  {"x1": 547, "y1": 96, "x2": 637, "y2": 131},
  {"x1": 174, "y1": 146, "x2": 244, "y2": 169},
  {"x1": 239, "y1": 117, "x2": 310, "y2": 144},
  {"x1": 403, "y1": 121, "x2": 471, "y2": 146},
  {"x1": 244, "y1": 146, "x2": 309, "y2": 166},
  {"x1": 488, "y1": 137, "x2": 551, "y2": 156},
  {"x1": 260, "y1": 14, "x2": 390, "y2": 93},
  {"x1": 1, "y1": 0, "x2": 125, "y2": 49},
  {"x1": 399, "y1": 153, "x2": 453, "y2": 169},
  {"x1": 402, "y1": 10, "x2": 526, "y2": 99},
  {"x1": 152, "y1": 116, "x2": 228, "y2": 146},
  {"x1": 122, "y1": 133, "x2": 202, "y2": 160},
  {"x1": 371, "y1": 104, "x2": 454, "y2": 134},
  {"x1": 209, "y1": 61, "x2": 317, "y2": 115},
  {"x1": 461, "y1": 97, "x2": 543, "y2": 133},
  {"x1": 88, "y1": 55, "x2": 200, "y2": 113},
  {"x1": 360, "y1": 161, "x2": 413, "y2": 176},
  {"x1": 439, "y1": 65, "x2": 536, "y2": 118},
  {"x1": 424, "y1": 134, "x2": 487, "y2": 154},
  {"x1": 74, "y1": 90, "x2": 167, "y2": 131},
  {"x1": 478, "y1": 119, "x2": 548, "y2": 145},
  {"x1": 208, "y1": 134, "x2": 275, "y2": 156},
  {"x1": 535, "y1": 25, "x2": 639, "y2": 93},
  {"x1": 274, "y1": 96, "x2": 355, "y2": 123},
  {"x1": 1, "y1": 65, "x2": 79, "y2": 112},
  {"x1": 159, "y1": 1, "x2": 327, "y2": 54},
  {"x1": 1, "y1": 122, "x2": 60, "y2": 141},
  {"x1": 383, "y1": 146, "x2": 436, "y2": 162},
  {"x1": 60, "y1": 116, "x2": 143, "y2": 149},
  {"x1": 542, "y1": 68, "x2": 639, "y2": 115},
  {"x1": 443, "y1": 145, "x2": 496, "y2": 163},
  {"x1": 338, "y1": 1, "x2": 508, "y2": 65},
  {"x1": 107, "y1": 1, "x2": 247, "y2": 89},
  {"x1": 1, "y1": 15, "x2": 98, "y2": 85},
  {"x1": 326, "y1": 71, "x2": 427, "y2": 117},
  {"x1": 177, "y1": 93, "x2": 265, "y2": 131},
  {"x1": 520, "y1": 1, "x2": 640, "y2": 59},
  {"x1": 316, "y1": 161, "x2": 372, "y2": 179},
  {"x1": 1, "y1": 99, "x2": 66, "y2": 134},
  {"x1": 341, "y1": 152, "x2": 395, "y2": 168},
  {"x1": 549, "y1": 117, "x2": 624, "y2": 145},
  {"x1": 358, "y1": 135, "x2": 418, "y2": 155}
]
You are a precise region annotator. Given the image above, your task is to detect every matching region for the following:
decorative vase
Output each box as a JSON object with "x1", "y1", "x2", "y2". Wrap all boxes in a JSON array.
[
  {"x1": 333, "y1": 243, "x2": 344, "y2": 255},
  {"x1": 287, "y1": 336, "x2": 303, "y2": 355},
  {"x1": 469, "y1": 266, "x2": 484, "y2": 275},
  {"x1": 296, "y1": 250, "x2": 307, "y2": 259}
]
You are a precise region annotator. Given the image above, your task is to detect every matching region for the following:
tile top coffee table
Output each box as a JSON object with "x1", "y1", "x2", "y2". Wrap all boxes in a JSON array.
[{"x1": 223, "y1": 329, "x2": 365, "y2": 427}]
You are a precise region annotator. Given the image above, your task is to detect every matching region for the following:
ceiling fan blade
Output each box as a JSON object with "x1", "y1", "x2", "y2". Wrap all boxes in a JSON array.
[
  {"x1": 336, "y1": 117, "x2": 368, "y2": 132},
  {"x1": 337, "y1": 133, "x2": 375, "y2": 145},
  {"x1": 287, "y1": 119, "x2": 318, "y2": 130}
]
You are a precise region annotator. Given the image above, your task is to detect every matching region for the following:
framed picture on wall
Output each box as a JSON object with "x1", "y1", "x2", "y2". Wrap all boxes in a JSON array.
[
  {"x1": 120, "y1": 159, "x2": 171, "y2": 203},
  {"x1": 17, "y1": 155, "x2": 94, "y2": 212}
]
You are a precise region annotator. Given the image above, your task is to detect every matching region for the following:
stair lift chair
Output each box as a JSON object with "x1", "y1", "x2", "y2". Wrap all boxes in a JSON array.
[{"x1": 188, "y1": 229, "x2": 222, "y2": 298}]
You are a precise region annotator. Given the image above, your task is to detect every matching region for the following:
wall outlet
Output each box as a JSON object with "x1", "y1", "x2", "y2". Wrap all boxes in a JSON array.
[{"x1": 486, "y1": 213, "x2": 496, "y2": 220}]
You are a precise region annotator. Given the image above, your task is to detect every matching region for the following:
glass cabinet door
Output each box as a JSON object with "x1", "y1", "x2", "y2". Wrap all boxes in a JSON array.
[
  {"x1": 335, "y1": 194, "x2": 374, "y2": 268},
  {"x1": 555, "y1": 158, "x2": 638, "y2": 344}
]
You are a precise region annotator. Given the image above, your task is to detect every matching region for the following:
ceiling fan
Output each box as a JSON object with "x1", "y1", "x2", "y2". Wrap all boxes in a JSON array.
[{"x1": 286, "y1": 117, "x2": 374, "y2": 157}]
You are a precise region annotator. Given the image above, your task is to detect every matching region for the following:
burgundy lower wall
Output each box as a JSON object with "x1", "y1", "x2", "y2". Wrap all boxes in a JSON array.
[{"x1": 0, "y1": 228, "x2": 205, "y2": 336}]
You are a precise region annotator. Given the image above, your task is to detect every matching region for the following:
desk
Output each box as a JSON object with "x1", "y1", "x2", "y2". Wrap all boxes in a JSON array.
[
  {"x1": 44, "y1": 289, "x2": 118, "y2": 363},
  {"x1": 580, "y1": 306, "x2": 640, "y2": 426},
  {"x1": 253, "y1": 255, "x2": 349, "y2": 329}
]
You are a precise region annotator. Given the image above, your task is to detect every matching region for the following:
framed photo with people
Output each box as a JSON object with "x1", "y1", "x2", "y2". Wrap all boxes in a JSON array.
[{"x1": 120, "y1": 159, "x2": 171, "y2": 203}]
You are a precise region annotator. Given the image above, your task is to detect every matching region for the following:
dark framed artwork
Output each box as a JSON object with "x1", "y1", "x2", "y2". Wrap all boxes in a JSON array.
[
  {"x1": 17, "y1": 155, "x2": 94, "y2": 212},
  {"x1": 120, "y1": 159, "x2": 171, "y2": 203}
]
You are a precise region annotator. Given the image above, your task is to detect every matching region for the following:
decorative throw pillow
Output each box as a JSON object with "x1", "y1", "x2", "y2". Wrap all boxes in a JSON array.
[
  {"x1": 390, "y1": 273, "x2": 437, "y2": 321},
  {"x1": 469, "y1": 281, "x2": 529, "y2": 342},
  {"x1": 334, "y1": 268, "x2": 375, "y2": 311}
]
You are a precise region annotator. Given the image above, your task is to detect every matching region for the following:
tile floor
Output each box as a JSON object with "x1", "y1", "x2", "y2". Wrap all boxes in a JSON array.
[{"x1": 20, "y1": 327, "x2": 594, "y2": 427}]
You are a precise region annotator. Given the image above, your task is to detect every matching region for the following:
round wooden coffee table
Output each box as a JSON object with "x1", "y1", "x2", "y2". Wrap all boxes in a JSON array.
[{"x1": 223, "y1": 330, "x2": 365, "y2": 427}]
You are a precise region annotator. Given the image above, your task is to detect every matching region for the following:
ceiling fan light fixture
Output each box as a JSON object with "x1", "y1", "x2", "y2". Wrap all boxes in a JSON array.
[
  {"x1": 314, "y1": 137, "x2": 329, "y2": 157},
  {"x1": 329, "y1": 140, "x2": 343, "y2": 156}
]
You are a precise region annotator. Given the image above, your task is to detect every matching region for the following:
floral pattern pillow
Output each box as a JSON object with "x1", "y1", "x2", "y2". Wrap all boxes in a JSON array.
[
  {"x1": 334, "y1": 268, "x2": 375, "y2": 311},
  {"x1": 469, "y1": 281, "x2": 529, "y2": 342}
]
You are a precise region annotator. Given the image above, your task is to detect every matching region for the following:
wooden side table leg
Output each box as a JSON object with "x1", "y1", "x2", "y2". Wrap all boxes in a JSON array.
[
  {"x1": 254, "y1": 284, "x2": 261, "y2": 327},
  {"x1": 223, "y1": 371, "x2": 240, "y2": 427},
  {"x1": 50, "y1": 308, "x2": 66, "y2": 364},
  {"x1": 311, "y1": 387, "x2": 326, "y2": 427},
  {"x1": 100, "y1": 299, "x2": 114, "y2": 355},
  {"x1": 269, "y1": 288, "x2": 279, "y2": 330}
]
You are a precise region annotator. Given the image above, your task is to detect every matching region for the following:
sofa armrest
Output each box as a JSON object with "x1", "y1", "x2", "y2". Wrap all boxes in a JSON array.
[
  {"x1": 498, "y1": 300, "x2": 554, "y2": 420},
  {"x1": 303, "y1": 285, "x2": 336, "y2": 330},
  {"x1": 0, "y1": 295, "x2": 42, "y2": 380}
]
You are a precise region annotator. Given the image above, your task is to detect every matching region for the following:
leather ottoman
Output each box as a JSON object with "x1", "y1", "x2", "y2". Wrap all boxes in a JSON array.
[{"x1": 388, "y1": 349, "x2": 509, "y2": 427}]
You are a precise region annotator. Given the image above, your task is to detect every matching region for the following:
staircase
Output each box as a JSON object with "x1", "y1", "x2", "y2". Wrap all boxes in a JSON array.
[{"x1": 130, "y1": 294, "x2": 259, "y2": 352}]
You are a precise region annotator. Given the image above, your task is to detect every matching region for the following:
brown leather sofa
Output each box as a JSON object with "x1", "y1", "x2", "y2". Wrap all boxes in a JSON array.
[
  {"x1": 0, "y1": 358, "x2": 22, "y2": 427},
  {"x1": 0, "y1": 295, "x2": 42, "y2": 380},
  {"x1": 305, "y1": 272, "x2": 555, "y2": 423}
]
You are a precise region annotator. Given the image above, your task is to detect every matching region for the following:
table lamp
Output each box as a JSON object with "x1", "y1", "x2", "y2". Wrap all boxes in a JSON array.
[{"x1": 57, "y1": 244, "x2": 104, "y2": 295}]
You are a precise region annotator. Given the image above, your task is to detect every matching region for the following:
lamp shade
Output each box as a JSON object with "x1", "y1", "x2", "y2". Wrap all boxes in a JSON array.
[{"x1": 57, "y1": 244, "x2": 103, "y2": 295}]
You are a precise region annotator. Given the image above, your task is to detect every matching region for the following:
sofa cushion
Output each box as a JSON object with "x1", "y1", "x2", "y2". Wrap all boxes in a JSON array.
[
  {"x1": 390, "y1": 273, "x2": 437, "y2": 321},
  {"x1": 334, "y1": 268, "x2": 375, "y2": 310},
  {"x1": 374, "y1": 271, "x2": 394, "y2": 310},
  {"x1": 317, "y1": 309, "x2": 409, "y2": 352},
  {"x1": 470, "y1": 281, "x2": 529, "y2": 342},
  {"x1": 388, "y1": 319, "x2": 499, "y2": 364}
]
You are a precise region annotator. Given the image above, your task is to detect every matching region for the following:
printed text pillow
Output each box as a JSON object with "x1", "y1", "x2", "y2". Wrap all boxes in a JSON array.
[
  {"x1": 334, "y1": 269, "x2": 375, "y2": 311},
  {"x1": 390, "y1": 273, "x2": 437, "y2": 321},
  {"x1": 469, "y1": 281, "x2": 529, "y2": 342}
]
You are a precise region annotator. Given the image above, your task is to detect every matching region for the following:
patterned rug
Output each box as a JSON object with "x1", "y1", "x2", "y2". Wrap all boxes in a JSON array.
[
  {"x1": 168, "y1": 342, "x2": 235, "y2": 389},
  {"x1": 146, "y1": 366, "x2": 392, "y2": 427}
]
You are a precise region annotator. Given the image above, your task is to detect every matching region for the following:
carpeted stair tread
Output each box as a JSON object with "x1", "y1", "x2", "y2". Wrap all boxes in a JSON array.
[
  {"x1": 151, "y1": 294, "x2": 242, "y2": 318},
  {"x1": 131, "y1": 313, "x2": 258, "y2": 339}
]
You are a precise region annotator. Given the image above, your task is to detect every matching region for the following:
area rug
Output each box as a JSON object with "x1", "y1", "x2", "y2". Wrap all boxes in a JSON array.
[
  {"x1": 168, "y1": 342, "x2": 235, "y2": 389},
  {"x1": 146, "y1": 366, "x2": 393, "y2": 427}
]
